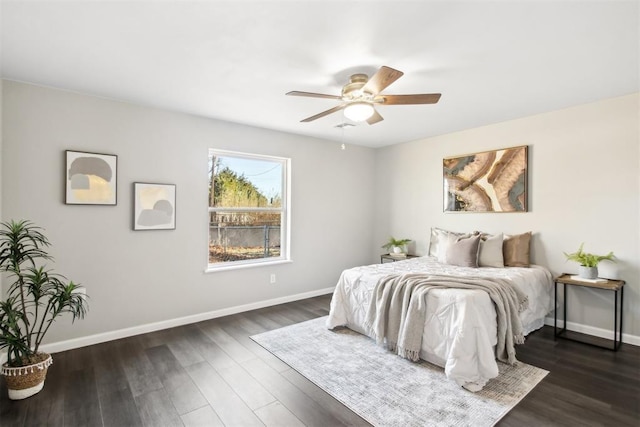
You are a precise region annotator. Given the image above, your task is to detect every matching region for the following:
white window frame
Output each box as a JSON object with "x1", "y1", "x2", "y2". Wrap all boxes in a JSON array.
[{"x1": 206, "y1": 149, "x2": 291, "y2": 272}]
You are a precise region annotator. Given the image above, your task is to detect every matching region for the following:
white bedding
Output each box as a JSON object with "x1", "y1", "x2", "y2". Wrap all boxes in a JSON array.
[{"x1": 326, "y1": 256, "x2": 553, "y2": 391}]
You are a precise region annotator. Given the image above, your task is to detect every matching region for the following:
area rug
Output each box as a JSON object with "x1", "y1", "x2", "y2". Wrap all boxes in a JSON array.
[{"x1": 251, "y1": 316, "x2": 548, "y2": 427}]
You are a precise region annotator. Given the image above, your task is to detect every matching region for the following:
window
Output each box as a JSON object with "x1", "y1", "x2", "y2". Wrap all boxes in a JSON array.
[{"x1": 208, "y1": 149, "x2": 289, "y2": 269}]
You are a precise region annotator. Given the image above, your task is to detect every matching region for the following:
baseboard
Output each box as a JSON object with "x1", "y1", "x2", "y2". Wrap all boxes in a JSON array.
[
  {"x1": 544, "y1": 316, "x2": 640, "y2": 346},
  {"x1": 0, "y1": 287, "x2": 335, "y2": 365}
]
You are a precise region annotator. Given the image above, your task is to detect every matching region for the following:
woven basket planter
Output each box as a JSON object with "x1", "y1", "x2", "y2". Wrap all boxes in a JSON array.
[{"x1": 1, "y1": 353, "x2": 53, "y2": 400}]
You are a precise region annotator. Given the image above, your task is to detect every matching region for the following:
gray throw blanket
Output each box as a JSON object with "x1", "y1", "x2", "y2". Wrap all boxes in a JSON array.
[{"x1": 365, "y1": 273, "x2": 529, "y2": 364}]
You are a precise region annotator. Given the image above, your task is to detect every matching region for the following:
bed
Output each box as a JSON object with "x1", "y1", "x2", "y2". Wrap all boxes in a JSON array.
[{"x1": 326, "y1": 247, "x2": 553, "y2": 391}]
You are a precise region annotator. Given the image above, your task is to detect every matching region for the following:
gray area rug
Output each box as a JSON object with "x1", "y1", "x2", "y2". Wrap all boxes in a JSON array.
[{"x1": 251, "y1": 316, "x2": 548, "y2": 427}]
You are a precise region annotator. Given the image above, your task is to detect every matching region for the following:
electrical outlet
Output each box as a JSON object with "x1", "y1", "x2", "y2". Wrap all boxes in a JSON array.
[{"x1": 270, "y1": 274, "x2": 276, "y2": 284}]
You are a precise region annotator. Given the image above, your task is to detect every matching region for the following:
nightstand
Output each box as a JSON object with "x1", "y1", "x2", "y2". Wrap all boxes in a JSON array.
[
  {"x1": 554, "y1": 273, "x2": 625, "y2": 351},
  {"x1": 380, "y1": 254, "x2": 419, "y2": 263}
]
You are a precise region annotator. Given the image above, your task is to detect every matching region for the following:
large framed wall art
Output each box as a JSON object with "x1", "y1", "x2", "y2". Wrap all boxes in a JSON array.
[
  {"x1": 133, "y1": 182, "x2": 176, "y2": 230},
  {"x1": 443, "y1": 145, "x2": 528, "y2": 213},
  {"x1": 65, "y1": 150, "x2": 118, "y2": 205}
]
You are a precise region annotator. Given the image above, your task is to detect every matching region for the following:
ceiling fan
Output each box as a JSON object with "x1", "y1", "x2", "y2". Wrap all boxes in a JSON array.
[{"x1": 286, "y1": 66, "x2": 441, "y2": 125}]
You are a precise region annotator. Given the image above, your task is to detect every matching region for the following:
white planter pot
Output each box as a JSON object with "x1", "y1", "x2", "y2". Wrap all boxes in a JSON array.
[
  {"x1": 578, "y1": 266, "x2": 598, "y2": 280},
  {"x1": 392, "y1": 246, "x2": 403, "y2": 254}
]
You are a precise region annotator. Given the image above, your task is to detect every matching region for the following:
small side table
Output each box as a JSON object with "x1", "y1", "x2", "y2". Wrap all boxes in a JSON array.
[
  {"x1": 554, "y1": 273, "x2": 625, "y2": 351},
  {"x1": 380, "y1": 254, "x2": 419, "y2": 263}
]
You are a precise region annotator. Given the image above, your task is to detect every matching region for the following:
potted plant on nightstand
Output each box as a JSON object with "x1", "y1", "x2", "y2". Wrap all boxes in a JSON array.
[
  {"x1": 382, "y1": 237, "x2": 412, "y2": 256},
  {"x1": 0, "y1": 220, "x2": 88, "y2": 400},
  {"x1": 564, "y1": 243, "x2": 615, "y2": 279}
]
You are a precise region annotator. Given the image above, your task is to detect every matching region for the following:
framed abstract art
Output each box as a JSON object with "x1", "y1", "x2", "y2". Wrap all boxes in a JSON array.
[
  {"x1": 443, "y1": 145, "x2": 528, "y2": 213},
  {"x1": 133, "y1": 182, "x2": 176, "y2": 230},
  {"x1": 65, "y1": 150, "x2": 117, "y2": 205}
]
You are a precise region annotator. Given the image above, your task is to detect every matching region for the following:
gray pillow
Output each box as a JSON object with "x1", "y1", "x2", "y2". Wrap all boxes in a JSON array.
[{"x1": 446, "y1": 234, "x2": 481, "y2": 267}]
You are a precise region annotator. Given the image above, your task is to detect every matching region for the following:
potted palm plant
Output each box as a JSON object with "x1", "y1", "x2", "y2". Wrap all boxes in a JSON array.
[
  {"x1": 382, "y1": 237, "x2": 412, "y2": 255},
  {"x1": 0, "y1": 220, "x2": 88, "y2": 400},
  {"x1": 564, "y1": 243, "x2": 615, "y2": 279}
]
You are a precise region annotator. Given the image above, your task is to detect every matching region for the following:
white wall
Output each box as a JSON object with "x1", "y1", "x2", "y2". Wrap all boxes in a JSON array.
[
  {"x1": 374, "y1": 94, "x2": 640, "y2": 341},
  {"x1": 3, "y1": 81, "x2": 638, "y2": 349},
  {"x1": 1, "y1": 80, "x2": 376, "y2": 345}
]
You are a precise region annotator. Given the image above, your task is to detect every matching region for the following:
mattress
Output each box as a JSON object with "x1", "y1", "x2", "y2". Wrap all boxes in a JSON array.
[{"x1": 326, "y1": 255, "x2": 553, "y2": 391}]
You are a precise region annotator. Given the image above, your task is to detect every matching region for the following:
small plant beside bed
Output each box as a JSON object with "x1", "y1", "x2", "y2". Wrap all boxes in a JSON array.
[
  {"x1": 564, "y1": 243, "x2": 615, "y2": 279},
  {"x1": 382, "y1": 237, "x2": 412, "y2": 255}
]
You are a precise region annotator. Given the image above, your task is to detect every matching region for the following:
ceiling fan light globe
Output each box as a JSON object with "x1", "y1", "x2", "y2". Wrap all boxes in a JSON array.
[{"x1": 344, "y1": 102, "x2": 375, "y2": 122}]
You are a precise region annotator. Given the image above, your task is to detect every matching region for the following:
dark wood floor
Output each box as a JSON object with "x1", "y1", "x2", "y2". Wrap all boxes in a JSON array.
[{"x1": 1, "y1": 294, "x2": 638, "y2": 426}]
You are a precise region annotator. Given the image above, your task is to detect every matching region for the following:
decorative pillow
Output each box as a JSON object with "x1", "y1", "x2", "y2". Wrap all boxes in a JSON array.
[
  {"x1": 429, "y1": 227, "x2": 453, "y2": 257},
  {"x1": 503, "y1": 232, "x2": 532, "y2": 267},
  {"x1": 445, "y1": 234, "x2": 481, "y2": 268},
  {"x1": 437, "y1": 232, "x2": 461, "y2": 263},
  {"x1": 478, "y1": 233, "x2": 504, "y2": 268},
  {"x1": 429, "y1": 227, "x2": 466, "y2": 258}
]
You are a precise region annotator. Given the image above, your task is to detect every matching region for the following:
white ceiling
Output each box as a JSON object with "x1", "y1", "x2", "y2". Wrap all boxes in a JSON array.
[{"x1": 1, "y1": 1, "x2": 638, "y2": 148}]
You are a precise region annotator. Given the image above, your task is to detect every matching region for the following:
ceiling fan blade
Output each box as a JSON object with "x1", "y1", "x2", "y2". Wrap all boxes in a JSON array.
[
  {"x1": 286, "y1": 91, "x2": 342, "y2": 100},
  {"x1": 376, "y1": 93, "x2": 442, "y2": 105},
  {"x1": 366, "y1": 109, "x2": 384, "y2": 125},
  {"x1": 300, "y1": 104, "x2": 346, "y2": 122},
  {"x1": 362, "y1": 66, "x2": 404, "y2": 95}
]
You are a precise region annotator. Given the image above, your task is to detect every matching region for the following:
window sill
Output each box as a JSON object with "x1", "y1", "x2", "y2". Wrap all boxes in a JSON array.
[{"x1": 204, "y1": 258, "x2": 293, "y2": 273}]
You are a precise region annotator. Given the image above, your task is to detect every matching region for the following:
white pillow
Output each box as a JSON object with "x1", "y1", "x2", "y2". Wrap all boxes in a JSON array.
[
  {"x1": 429, "y1": 227, "x2": 463, "y2": 257},
  {"x1": 478, "y1": 233, "x2": 504, "y2": 267},
  {"x1": 436, "y1": 232, "x2": 460, "y2": 263}
]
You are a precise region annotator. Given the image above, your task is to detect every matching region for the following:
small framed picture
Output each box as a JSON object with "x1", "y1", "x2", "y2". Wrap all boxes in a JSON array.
[
  {"x1": 133, "y1": 182, "x2": 176, "y2": 231},
  {"x1": 65, "y1": 150, "x2": 118, "y2": 205}
]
